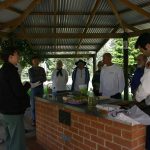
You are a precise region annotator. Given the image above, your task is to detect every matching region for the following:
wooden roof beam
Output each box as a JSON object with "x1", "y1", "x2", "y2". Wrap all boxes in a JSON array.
[
  {"x1": 43, "y1": 54, "x2": 94, "y2": 58},
  {"x1": 96, "y1": 26, "x2": 119, "y2": 52},
  {"x1": 123, "y1": 21, "x2": 139, "y2": 31},
  {"x1": 0, "y1": 0, "x2": 19, "y2": 9},
  {"x1": 107, "y1": 0, "x2": 139, "y2": 32},
  {"x1": 119, "y1": 2, "x2": 150, "y2": 14},
  {"x1": 119, "y1": 0, "x2": 150, "y2": 19},
  {"x1": 7, "y1": 7, "x2": 23, "y2": 14},
  {"x1": 23, "y1": 25, "x2": 116, "y2": 28},
  {"x1": 16, "y1": 33, "x2": 123, "y2": 39},
  {"x1": 30, "y1": 2, "x2": 150, "y2": 16},
  {"x1": 16, "y1": 30, "x2": 150, "y2": 39},
  {"x1": 77, "y1": 0, "x2": 101, "y2": 50},
  {"x1": 107, "y1": 0, "x2": 126, "y2": 32},
  {"x1": 131, "y1": 19, "x2": 150, "y2": 26},
  {"x1": 1, "y1": 0, "x2": 42, "y2": 30},
  {"x1": 31, "y1": 43, "x2": 101, "y2": 46},
  {"x1": 32, "y1": 49, "x2": 97, "y2": 52},
  {"x1": 31, "y1": 11, "x2": 113, "y2": 16},
  {"x1": 128, "y1": 28, "x2": 150, "y2": 37}
]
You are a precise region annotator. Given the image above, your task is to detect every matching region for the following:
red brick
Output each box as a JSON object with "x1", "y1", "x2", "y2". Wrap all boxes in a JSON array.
[
  {"x1": 113, "y1": 136, "x2": 132, "y2": 148},
  {"x1": 79, "y1": 117, "x2": 91, "y2": 125},
  {"x1": 73, "y1": 122, "x2": 84, "y2": 130},
  {"x1": 121, "y1": 147, "x2": 129, "y2": 150},
  {"x1": 105, "y1": 141, "x2": 121, "y2": 150},
  {"x1": 73, "y1": 145, "x2": 82, "y2": 150},
  {"x1": 79, "y1": 130, "x2": 90, "y2": 139},
  {"x1": 132, "y1": 128, "x2": 146, "y2": 139},
  {"x1": 64, "y1": 130, "x2": 72, "y2": 137},
  {"x1": 122, "y1": 130, "x2": 133, "y2": 139},
  {"x1": 91, "y1": 121, "x2": 104, "y2": 130},
  {"x1": 97, "y1": 144, "x2": 108, "y2": 150},
  {"x1": 113, "y1": 122, "x2": 132, "y2": 131},
  {"x1": 137, "y1": 136, "x2": 146, "y2": 146},
  {"x1": 71, "y1": 127, "x2": 78, "y2": 134},
  {"x1": 91, "y1": 135, "x2": 104, "y2": 146},
  {"x1": 84, "y1": 139, "x2": 96, "y2": 149},
  {"x1": 98, "y1": 118, "x2": 113, "y2": 125},
  {"x1": 133, "y1": 144, "x2": 145, "y2": 150},
  {"x1": 73, "y1": 133, "x2": 83, "y2": 143},
  {"x1": 85, "y1": 126, "x2": 97, "y2": 135},
  {"x1": 36, "y1": 100, "x2": 146, "y2": 150},
  {"x1": 72, "y1": 114, "x2": 78, "y2": 121},
  {"x1": 98, "y1": 130, "x2": 112, "y2": 141},
  {"x1": 105, "y1": 125, "x2": 121, "y2": 136}
]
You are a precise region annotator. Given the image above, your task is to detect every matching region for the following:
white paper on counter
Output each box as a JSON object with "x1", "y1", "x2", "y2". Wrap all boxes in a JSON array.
[
  {"x1": 96, "y1": 104, "x2": 120, "y2": 111},
  {"x1": 127, "y1": 105, "x2": 150, "y2": 125},
  {"x1": 109, "y1": 113, "x2": 140, "y2": 126},
  {"x1": 30, "y1": 81, "x2": 41, "y2": 88}
]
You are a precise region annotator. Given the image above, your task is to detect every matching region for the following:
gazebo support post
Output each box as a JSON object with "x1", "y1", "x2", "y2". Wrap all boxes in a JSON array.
[
  {"x1": 123, "y1": 33, "x2": 129, "y2": 100},
  {"x1": 93, "y1": 54, "x2": 97, "y2": 73}
]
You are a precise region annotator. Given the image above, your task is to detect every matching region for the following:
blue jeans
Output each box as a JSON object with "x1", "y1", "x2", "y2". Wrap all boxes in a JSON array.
[{"x1": 30, "y1": 85, "x2": 44, "y2": 122}]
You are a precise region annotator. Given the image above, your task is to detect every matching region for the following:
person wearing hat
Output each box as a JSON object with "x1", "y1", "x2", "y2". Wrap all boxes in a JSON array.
[
  {"x1": 28, "y1": 56, "x2": 46, "y2": 126},
  {"x1": 71, "y1": 59, "x2": 90, "y2": 91},
  {"x1": 0, "y1": 47, "x2": 30, "y2": 150},
  {"x1": 51, "y1": 60, "x2": 68, "y2": 92}
]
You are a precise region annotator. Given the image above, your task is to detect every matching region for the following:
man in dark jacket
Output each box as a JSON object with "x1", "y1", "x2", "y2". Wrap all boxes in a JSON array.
[
  {"x1": 0, "y1": 47, "x2": 30, "y2": 150},
  {"x1": 92, "y1": 61, "x2": 103, "y2": 96},
  {"x1": 28, "y1": 56, "x2": 46, "y2": 126}
]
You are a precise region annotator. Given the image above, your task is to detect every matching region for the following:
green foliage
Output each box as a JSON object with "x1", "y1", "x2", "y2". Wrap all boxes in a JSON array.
[
  {"x1": 112, "y1": 37, "x2": 140, "y2": 75},
  {"x1": 45, "y1": 58, "x2": 77, "y2": 80},
  {"x1": 0, "y1": 39, "x2": 44, "y2": 68}
]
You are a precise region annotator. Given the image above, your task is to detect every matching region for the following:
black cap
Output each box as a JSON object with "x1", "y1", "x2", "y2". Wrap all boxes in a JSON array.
[{"x1": 75, "y1": 59, "x2": 86, "y2": 66}]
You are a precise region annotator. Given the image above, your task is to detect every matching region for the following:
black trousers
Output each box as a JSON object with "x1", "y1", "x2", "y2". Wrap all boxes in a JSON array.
[{"x1": 111, "y1": 93, "x2": 121, "y2": 99}]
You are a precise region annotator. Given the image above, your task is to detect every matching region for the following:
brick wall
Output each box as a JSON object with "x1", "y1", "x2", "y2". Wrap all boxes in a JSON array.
[{"x1": 36, "y1": 99, "x2": 146, "y2": 150}]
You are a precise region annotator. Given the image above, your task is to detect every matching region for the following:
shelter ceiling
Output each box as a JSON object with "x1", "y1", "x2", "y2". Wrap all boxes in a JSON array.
[{"x1": 0, "y1": 0, "x2": 150, "y2": 57}]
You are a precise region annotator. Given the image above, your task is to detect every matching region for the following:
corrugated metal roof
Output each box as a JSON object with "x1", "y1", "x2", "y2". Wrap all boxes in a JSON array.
[
  {"x1": 0, "y1": 0, "x2": 150, "y2": 57},
  {"x1": 11, "y1": 0, "x2": 33, "y2": 11},
  {"x1": 0, "y1": 9, "x2": 20, "y2": 22}
]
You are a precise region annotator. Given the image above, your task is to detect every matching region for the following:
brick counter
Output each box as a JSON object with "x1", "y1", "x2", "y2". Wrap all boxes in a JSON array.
[{"x1": 36, "y1": 98, "x2": 146, "y2": 150}]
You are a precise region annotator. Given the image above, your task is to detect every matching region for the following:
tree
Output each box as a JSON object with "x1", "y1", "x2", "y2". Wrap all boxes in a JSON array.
[{"x1": 112, "y1": 37, "x2": 140, "y2": 75}]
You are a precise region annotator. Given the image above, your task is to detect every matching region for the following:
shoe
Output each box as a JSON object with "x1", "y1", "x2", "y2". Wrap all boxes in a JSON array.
[{"x1": 0, "y1": 139, "x2": 4, "y2": 144}]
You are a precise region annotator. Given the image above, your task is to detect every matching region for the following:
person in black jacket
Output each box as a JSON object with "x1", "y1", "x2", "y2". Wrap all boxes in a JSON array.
[
  {"x1": 92, "y1": 61, "x2": 103, "y2": 96},
  {"x1": 28, "y1": 56, "x2": 46, "y2": 126},
  {"x1": 0, "y1": 47, "x2": 30, "y2": 150}
]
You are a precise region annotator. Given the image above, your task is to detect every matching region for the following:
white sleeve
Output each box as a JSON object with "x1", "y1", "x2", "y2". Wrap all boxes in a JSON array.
[
  {"x1": 118, "y1": 68, "x2": 125, "y2": 93},
  {"x1": 99, "y1": 70, "x2": 103, "y2": 93},
  {"x1": 65, "y1": 70, "x2": 68, "y2": 84},
  {"x1": 136, "y1": 71, "x2": 150, "y2": 102}
]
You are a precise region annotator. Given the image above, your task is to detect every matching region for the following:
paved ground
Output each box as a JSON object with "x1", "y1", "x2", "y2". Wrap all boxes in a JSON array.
[{"x1": 0, "y1": 108, "x2": 35, "y2": 150}]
